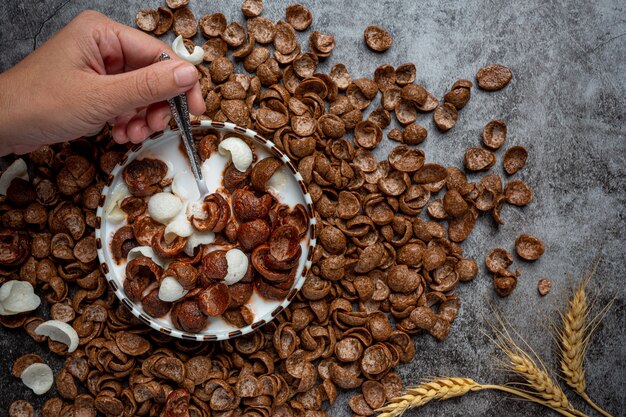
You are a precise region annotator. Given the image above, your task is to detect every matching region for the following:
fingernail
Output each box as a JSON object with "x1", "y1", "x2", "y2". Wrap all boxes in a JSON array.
[{"x1": 174, "y1": 65, "x2": 197, "y2": 87}]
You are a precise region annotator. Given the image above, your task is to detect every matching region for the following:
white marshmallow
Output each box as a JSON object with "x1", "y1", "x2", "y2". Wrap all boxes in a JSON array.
[
  {"x1": 158, "y1": 276, "x2": 188, "y2": 302},
  {"x1": 0, "y1": 279, "x2": 15, "y2": 301},
  {"x1": 127, "y1": 246, "x2": 165, "y2": 268},
  {"x1": 104, "y1": 183, "x2": 129, "y2": 223},
  {"x1": 164, "y1": 213, "x2": 194, "y2": 243},
  {"x1": 201, "y1": 157, "x2": 227, "y2": 194},
  {"x1": 267, "y1": 167, "x2": 289, "y2": 195},
  {"x1": 172, "y1": 35, "x2": 204, "y2": 66},
  {"x1": 187, "y1": 200, "x2": 207, "y2": 219},
  {"x1": 218, "y1": 137, "x2": 253, "y2": 172},
  {"x1": 21, "y1": 363, "x2": 54, "y2": 395},
  {"x1": 0, "y1": 158, "x2": 28, "y2": 195},
  {"x1": 148, "y1": 192, "x2": 182, "y2": 224},
  {"x1": 34, "y1": 320, "x2": 80, "y2": 353},
  {"x1": 184, "y1": 231, "x2": 215, "y2": 256},
  {"x1": 224, "y1": 248, "x2": 248, "y2": 285},
  {"x1": 0, "y1": 280, "x2": 41, "y2": 315}
]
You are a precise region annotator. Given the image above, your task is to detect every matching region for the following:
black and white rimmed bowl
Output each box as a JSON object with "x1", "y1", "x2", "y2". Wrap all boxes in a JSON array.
[{"x1": 95, "y1": 120, "x2": 316, "y2": 341}]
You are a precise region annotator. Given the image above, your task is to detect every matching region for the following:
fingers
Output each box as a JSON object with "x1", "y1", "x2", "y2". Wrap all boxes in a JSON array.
[
  {"x1": 146, "y1": 102, "x2": 172, "y2": 131},
  {"x1": 186, "y1": 83, "x2": 206, "y2": 116},
  {"x1": 100, "y1": 59, "x2": 199, "y2": 117},
  {"x1": 109, "y1": 16, "x2": 177, "y2": 71},
  {"x1": 111, "y1": 103, "x2": 173, "y2": 145},
  {"x1": 126, "y1": 109, "x2": 153, "y2": 143},
  {"x1": 82, "y1": 12, "x2": 206, "y2": 135},
  {"x1": 79, "y1": 11, "x2": 176, "y2": 72},
  {"x1": 111, "y1": 111, "x2": 136, "y2": 144}
]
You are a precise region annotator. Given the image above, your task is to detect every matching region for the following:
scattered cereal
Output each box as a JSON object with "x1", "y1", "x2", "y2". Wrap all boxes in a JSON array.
[
  {"x1": 515, "y1": 233, "x2": 545, "y2": 260},
  {"x1": 364, "y1": 26, "x2": 393, "y2": 52},
  {"x1": 482, "y1": 119, "x2": 507, "y2": 150},
  {"x1": 476, "y1": 64, "x2": 513, "y2": 91},
  {"x1": 537, "y1": 278, "x2": 552, "y2": 296},
  {"x1": 503, "y1": 145, "x2": 528, "y2": 175}
]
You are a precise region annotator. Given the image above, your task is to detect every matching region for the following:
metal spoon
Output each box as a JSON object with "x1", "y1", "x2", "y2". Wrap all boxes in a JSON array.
[{"x1": 159, "y1": 52, "x2": 209, "y2": 197}]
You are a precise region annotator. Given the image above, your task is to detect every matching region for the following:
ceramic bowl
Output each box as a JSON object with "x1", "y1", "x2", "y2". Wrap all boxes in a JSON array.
[{"x1": 95, "y1": 120, "x2": 316, "y2": 341}]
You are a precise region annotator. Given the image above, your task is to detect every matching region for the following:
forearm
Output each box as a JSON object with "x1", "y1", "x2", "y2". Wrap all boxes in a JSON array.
[{"x1": 0, "y1": 69, "x2": 23, "y2": 155}]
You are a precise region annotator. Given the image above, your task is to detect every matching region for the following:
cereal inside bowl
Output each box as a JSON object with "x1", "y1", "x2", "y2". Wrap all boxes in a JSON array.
[{"x1": 96, "y1": 121, "x2": 314, "y2": 339}]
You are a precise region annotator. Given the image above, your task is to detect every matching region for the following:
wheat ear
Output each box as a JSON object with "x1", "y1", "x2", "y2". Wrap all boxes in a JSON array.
[
  {"x1": 489, "y1": 311, "x2": 587, "y2": 417},
  {"x1": 376, "y1": 377, "x2": 584, "y2": 417},
  {"x1": 558, "y1": 262, "x2": 615, "y2": 417},
  {"x1": 376, "y1": 377, "x2": 481, "y2": 417}
]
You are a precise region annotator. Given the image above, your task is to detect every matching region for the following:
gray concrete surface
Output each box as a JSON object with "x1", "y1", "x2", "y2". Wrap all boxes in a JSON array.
[{"x1": 1, "y1": 0, "x2": 625, "y2": 416}]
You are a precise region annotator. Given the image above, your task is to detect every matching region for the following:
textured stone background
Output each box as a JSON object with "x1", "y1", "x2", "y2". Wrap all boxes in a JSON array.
[{"x1": 1, "y1": 0, "x2": 625, "y2": 416}]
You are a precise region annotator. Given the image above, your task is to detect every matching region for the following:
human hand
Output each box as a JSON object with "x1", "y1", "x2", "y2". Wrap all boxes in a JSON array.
[{"x1": 0, "y1": 10, "x2": 205, "y2": 156}]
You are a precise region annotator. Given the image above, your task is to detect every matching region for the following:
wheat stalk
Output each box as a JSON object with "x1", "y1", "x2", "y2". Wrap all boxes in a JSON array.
[
  {"x1": 557, "y1": 262, "x2": 615, "y2": 417},
  {"x1": 376, "y1": 377, "x2": 584, "y2": 417},
  {"x1": 376, "y1": 377, "x2": 481, "y2": 417},
  {"x1": 489, "y1": 311, "x2": 588, "y2": 417},
  {"x1": 505, "y1": 349, "x2": 573, "y2": 411}
]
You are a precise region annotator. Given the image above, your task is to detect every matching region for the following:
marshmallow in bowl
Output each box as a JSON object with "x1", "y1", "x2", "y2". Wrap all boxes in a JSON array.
[
  {"x1": 187, "y1": 200, "x2": 207, "y2": 219},
  {"x1": 148, "y1": 192, "x2": 183, "y2": 224},
  {"x1": 172, "y1": 35, "x2": 204, "y2": 66},
  {"x1": 165, "y1": 213, "x2": 194, "y2": 243},
  {"x1": 104, "y1": 183, "x2": 129, "y2": 223},
  {"x1": 267, "y1": 167, "x2": 290, "y2": 194},
  {"x1": 184, "y1": 231, "x2": 215, "y2": 256},
  {"x1": 0, "y1": 158, "x2": 28, "y2": 195},
  {"x1": 218, "y1": 137, "x2": 253, "y2": 172},
  {"x1": 158, "y1": 276, "x2": 188, "y2": 302},
  {"x1": 127, "y1": 246, "x2": 165, "y2": 268},
  {"x1": 224, "y1": 248, "x2": 249, "y2": 285}
]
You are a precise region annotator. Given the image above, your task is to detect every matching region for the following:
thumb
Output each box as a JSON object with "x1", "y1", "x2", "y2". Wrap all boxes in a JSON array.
[{"x1": 101, "y1": 60, "x2": 199, "y2": 114}]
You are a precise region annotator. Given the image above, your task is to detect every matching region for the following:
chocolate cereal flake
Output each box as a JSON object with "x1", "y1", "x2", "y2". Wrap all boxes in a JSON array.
[
  {"x1": 166, "y1": 0, "x2": 189, "y2": 9},
  {"x1": 395, "y1": 99, "x2": 418, "y2": 126},
  {"x1": 9, "y1": 400, "x2": 34, "y2": 417},
  {"x1": 482, "y1": 119, "x2": 507, "y2": 150},
  {"x1": 504, "y1": 179, "x2": 533, "y2": 206},
  {"x1": 485, "y1": 248, "x2": 513, "y2": 273},
  {"x1": 247, "y1": 16, "x2": 276, "y2": 44},
  {"x1": 515, "y1": 233, "x2": 545, "y2": 261},
  {"x1": 221, "y1": 22, "x2": 246, "y2": 47},
  {"x1": 285, "y1": 4, "x2": 312, "y2": 31},
  {"x1": 395, "y1": 63, "x2": 416, "y2": 86},
  {"x1": 241, "y1": 0, "x2": 263, "y2": 18},
  {"x1": 402, "y1": 123, "x2": 428, "y2": 145},
  {"x1": 444, "y1": 79, "x2": 472, "y2": 110},
  {"x1": 464, "y1": 147, "x2": 496, "y2": 171},
  {"x1": 173, "y1": 7, "x2": 197, "y2": 38},
  {"x1": 135, "y1": 9, "x2": 160, "y2": 32},
  {"x1": 476, "y1": 64, "x2": 513, "y2": 91},
  {"x1": 494, "y1": 272, "x2": 518, "y2": 297},
  {"x1": 199, "y1": 13, "x2": 227, "y2": 38},
  {"x1": 364, "y1": 26, "x2": 393, "y2": 52},
  {"x1": 538, "y1": 278, "x2": 552, "y2": 296},
  {"x1": 154, "y1": 7, "x2": 174, "y2": 35},
  {"x1": 503, "y1": 145, "x2": 529, "y2": 175},
  {"x1": 309, "y1": 31, "x2": 335, "y2": 57},
  {"x1": 433, "y1": 103, "x2": 458, "y2": 132}
]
